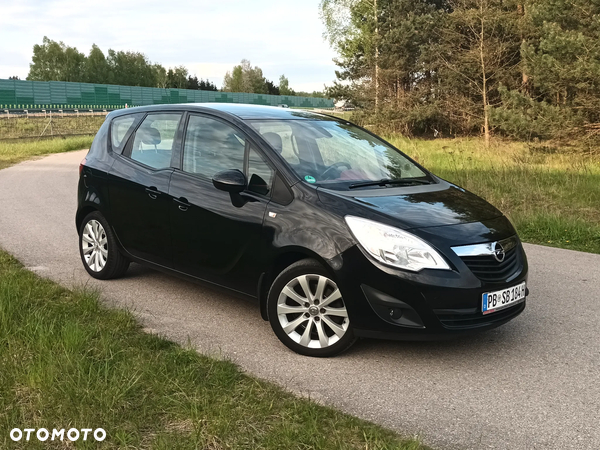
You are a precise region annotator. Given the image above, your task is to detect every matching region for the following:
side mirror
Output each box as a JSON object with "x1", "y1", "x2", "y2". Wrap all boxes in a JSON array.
[{"x1": 212, "y1": 169, "x2": 247, "y2": 194}]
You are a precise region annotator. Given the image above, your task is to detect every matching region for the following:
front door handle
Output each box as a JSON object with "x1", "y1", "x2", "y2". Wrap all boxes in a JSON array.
[
  {"x1": 145, "y1": 187, "x2": 161, "y2": 200},
  {"x1": 173, "y1": 197, "x2": 190, "y2": 211}
]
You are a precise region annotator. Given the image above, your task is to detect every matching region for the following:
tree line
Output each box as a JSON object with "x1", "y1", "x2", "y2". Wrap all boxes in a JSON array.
[
  {"x1": 321, "y1": 0, "x2": 600, "y2": 143},
  {"x1": 24, "y1": 37, "x2": 326, "y2": 98},
  {"x1": 222, "y1": 59, "x2": 326, "y2": 98},
  {"x1": 26, "y1": 37, "x2": 218, "y2": 91}
]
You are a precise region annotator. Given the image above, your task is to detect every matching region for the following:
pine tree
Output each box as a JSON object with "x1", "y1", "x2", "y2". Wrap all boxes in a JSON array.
[{"x1": 522, "y1": 0, "x2": 600, "y2": 123}]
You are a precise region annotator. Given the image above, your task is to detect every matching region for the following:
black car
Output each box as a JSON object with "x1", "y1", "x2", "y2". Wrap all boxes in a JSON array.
[{"x1": 77, "y1": 104, "x2": 528, "y2": 357}]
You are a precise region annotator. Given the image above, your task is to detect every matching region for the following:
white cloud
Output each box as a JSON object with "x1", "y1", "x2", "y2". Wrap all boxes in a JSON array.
[{"x1": 0, "y1": 0, "x2": 338, "y2": 90}]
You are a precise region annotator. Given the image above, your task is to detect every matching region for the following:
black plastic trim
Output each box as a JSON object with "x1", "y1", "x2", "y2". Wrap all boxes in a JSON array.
[{"x1": 361, "y1": 284, "x2": 425, "y2": 329}]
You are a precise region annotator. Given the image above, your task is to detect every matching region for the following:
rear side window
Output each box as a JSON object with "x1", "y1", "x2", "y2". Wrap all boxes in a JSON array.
[
  {"x1": 182, "y1": 115, "x2": 246, "y2": 178},
  {"x1": 129, "y1": 113, "x2": 182, "y2": 169},
  {"x1": 110, "y1": 114, "x2": 141, "y2": 153}
]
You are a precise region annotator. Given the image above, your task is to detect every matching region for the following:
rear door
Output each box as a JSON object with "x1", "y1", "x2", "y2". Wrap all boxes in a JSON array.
[
  {"x1": 169, "y1": 113, "x2": 274, "y2": 294},
  {"x1": 108, "y1": 112, "x2": 183, "y2": 267}
]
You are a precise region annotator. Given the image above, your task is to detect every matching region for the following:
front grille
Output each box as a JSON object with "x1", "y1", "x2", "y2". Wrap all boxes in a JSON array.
[
  {"x1": 460, "y1": 245, "x2": 520, "y2": 283},
  {"x1": 435, "y1": 301, "x2": 525, "y2": 329}
]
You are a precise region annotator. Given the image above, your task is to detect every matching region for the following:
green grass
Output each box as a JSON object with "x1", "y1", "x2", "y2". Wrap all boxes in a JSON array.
[
  {"x1": 0, "y1": 136, "x2": 94, "y2": 170},
  {"x1": 388, "y1": 136, "x2": 600, "y2": 254},
  {"x1": 0, "y1": 250, "x2": 424, "y2": 449}
]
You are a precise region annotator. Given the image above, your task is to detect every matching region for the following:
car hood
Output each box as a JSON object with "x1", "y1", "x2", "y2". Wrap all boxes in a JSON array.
[{"x1": 318, "y1": 180, "x2": 503, "y2": 230}]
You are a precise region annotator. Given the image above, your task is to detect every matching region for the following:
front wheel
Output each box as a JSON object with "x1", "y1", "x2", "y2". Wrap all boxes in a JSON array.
[
  {"x1": 267, "y1": 259, "x2": 356, "y2": 357},
  {"x1": 79, "y1": 211, "x2": 129, "y2": 280}
]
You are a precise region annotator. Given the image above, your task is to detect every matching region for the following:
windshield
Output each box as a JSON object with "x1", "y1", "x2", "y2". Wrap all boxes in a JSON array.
[{"x1": 248, "y1": 119, "x2": 430, "y2": 190}]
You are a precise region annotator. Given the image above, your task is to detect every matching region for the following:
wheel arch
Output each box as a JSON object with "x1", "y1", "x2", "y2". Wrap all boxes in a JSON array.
[
  {"x1": 76, "y1": 205, "x2": 99, "y2": 233},
  {"x1": 258, "y1": 247, "x2": 333, "y2": 321}
]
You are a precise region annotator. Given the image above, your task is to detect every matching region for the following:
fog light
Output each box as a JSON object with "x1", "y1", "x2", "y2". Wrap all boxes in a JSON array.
[{"x1": 389, "y1": 308, "x2": 403, "y2": 320}]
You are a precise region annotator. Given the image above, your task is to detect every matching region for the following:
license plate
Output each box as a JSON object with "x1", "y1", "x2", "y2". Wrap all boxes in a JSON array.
[{"x1": 482, "y1": 282, "x2": 526, "y2": 315}]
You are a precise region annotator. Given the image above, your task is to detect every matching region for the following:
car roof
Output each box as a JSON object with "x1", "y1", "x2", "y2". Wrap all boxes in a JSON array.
[
  {"x1": 195, "y1": 103, "x2": 335, "y2": 120},
  {"x1": 108, "y1": 103, "x2": 337, "y2": 121}
]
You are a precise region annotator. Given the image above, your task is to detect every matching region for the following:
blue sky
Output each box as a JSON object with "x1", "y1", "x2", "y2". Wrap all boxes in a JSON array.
[{"x1": 0, "y1": 0, "x2": 338, "y2": 91}]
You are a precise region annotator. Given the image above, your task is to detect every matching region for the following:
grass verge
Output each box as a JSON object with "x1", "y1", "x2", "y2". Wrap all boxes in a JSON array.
[
  {"x1": 0, "y1": 136, "x2": 94, "y2": 170},
  {"x1": 0, "y1": 115, "x2": 105, "y2": 140},
  {"x1": 389, "y1": 136, "x2": 600, "y2": 254},
  {"x1": 0, "y1": 250, "x2": 424, "y2": 449}
]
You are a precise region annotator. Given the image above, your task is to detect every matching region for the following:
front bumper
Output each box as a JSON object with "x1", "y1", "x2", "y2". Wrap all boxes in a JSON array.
[{"x1": 331, "y1": 244, "x2": 528, "y2": 339}]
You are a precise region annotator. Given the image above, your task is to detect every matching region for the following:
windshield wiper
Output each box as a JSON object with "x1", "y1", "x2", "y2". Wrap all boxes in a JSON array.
[{"x1": 349, "y1": 178, "x2": 431, "y2": 189}]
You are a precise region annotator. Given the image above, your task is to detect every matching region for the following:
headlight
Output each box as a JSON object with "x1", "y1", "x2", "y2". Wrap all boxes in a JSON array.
[{"x1": 345, "y1": 216, "x2": 451, "y2": 272}]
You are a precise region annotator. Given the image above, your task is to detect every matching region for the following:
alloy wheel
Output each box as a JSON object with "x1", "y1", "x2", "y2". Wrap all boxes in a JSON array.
[
  {"x1": 277, "y1": 274, "x2": 349, "y2": 349},
  {"x1": 81, "y1": 219, "x2": 108, "y2": 272}
]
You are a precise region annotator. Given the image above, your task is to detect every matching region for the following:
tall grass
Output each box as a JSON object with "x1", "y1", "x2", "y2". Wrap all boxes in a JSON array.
[
  {"x1": 0, "y1": 136, "x2": 94, "y2": 169},
  {"x1": 389, "y1": 136, "x2": 600, "y2": 253},
  {"x1": 0, "y1": 250, "x2": 424, "y2": 449}
]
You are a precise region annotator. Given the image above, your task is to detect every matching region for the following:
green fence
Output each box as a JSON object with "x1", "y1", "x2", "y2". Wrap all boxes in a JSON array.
[{"x1": 0, "y1": 79, "x2": 334, "y2": 111}]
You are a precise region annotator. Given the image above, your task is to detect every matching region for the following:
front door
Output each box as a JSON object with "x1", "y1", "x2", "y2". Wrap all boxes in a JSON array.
[
  {"x1": 108, "y1": 112, "x2": 183, "y2": 267},
  {"x1": 169, "y1": 113, "x2": 274, "y2": 294}
]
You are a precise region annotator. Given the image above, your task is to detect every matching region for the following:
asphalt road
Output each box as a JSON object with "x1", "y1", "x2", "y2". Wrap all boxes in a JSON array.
[{"x1": 0, "y1": 150, "x2": 598, "y2": 449}]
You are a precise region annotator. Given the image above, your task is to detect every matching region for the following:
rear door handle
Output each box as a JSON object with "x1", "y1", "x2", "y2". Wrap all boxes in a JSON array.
[
  {"x1": 173, "y1": 197, "x2": 190, "y2": 211},
  {"x1": 145, "y1": 187, "x2": 161, "y2": 199}
]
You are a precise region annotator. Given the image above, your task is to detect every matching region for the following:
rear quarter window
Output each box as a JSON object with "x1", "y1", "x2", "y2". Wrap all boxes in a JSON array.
[{"x1": 110, "y1": 114, "x2": 142, "y2": 154}]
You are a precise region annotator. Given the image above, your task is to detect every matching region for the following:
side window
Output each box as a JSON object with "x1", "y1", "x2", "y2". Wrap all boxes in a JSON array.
[
  {"x1": 248, "y1": 147, "x2": 274, "y2": 196},
  {"x1": 182, "y1": 115, "x2": 245, "y2": 178},
  {"x1": 110, "y1": 115, "x2": 137, "y2": 153},
  {"x1": 129, "y1": 113, "x2": 182, "y2": 169}
]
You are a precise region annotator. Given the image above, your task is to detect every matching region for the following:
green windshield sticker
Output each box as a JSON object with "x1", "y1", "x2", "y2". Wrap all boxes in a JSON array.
[{"x1": 305, "y1": 175, "x2": 316, "y2": 183}]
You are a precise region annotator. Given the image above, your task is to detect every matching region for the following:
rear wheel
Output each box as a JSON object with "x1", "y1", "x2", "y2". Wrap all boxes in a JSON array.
[
  {"x1": 267, "y1": 259, "x2": 356, "y2": 357},
  {"x1": 79, "y1": 211, "x2": 129, "y2": 280}
]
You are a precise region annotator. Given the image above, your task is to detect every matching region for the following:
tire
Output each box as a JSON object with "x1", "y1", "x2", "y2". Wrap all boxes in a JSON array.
[
  {"x1": 79, "y1": 211, "x2": 129, "y2": 280},
  {"x1": 267, "y1": 259, "x2": 356, "y2": 357}
]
